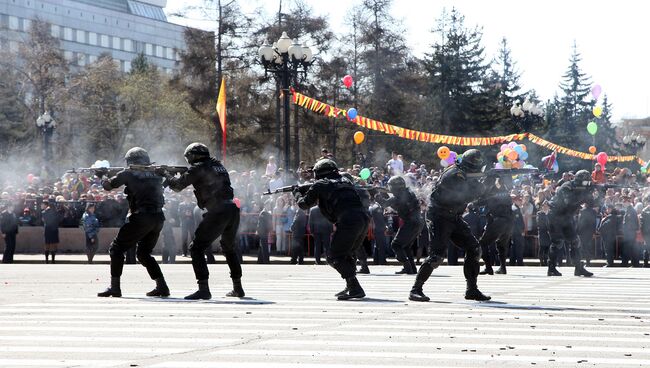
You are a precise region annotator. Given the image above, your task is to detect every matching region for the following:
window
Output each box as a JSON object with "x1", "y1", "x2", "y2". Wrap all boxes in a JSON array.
[
  {"x1": 145, "y1": 43, "x2": 153, "y2": 56},
  {"x1": 63, "y1": 27, "x2": 73, "y2": 41},
  {"x1": 155, "y1": 45, "x2": 163, "y2": 58},
  {"x1": 89, "y1": 55, "x2": 98, "y2": 63},
  {"x1": 63, "y1": 50, "x2": 73, "y2": 61},
  {"x1": 51, "y1": 24, "x2": 60, "y2": 38},
  {"x1": 165, "y1": 47, "x2": 173, "y2": 60},
  {"x1": 123, "y1": 39, "x2": 133, "y2": 52},
  {"x1": 9, "y1": 16, "x2": 19, "y2": 30},
  {"x1": 123, "y1": 60, "x2": 131, "y2": 73},
  {"x1": 76, "y1": 30, "x2": 85, "y2": 43},
  {"x1": 22, "y1": 18, "x2": 31, "y2": 31},
  {"x1": 100, "y1": 35, "x2": 109, "y2": 48},
  {"x1": 88, "y1": 32, "x2": 97, "y2": 45},
  {"x1": 77, "y1": 53, "x2": 86, "y2": 66},
  {"x1": 112, "y1": 36, "x2": 121, "y2": 50}
]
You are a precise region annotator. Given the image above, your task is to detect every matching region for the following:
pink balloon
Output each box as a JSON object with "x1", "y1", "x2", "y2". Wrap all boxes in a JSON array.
[
  {"x1": 342, "y1": 75, "x2": 353, "y2": 88},
  {"x1": 592, "y1": 84, "x2": 602, "y2": 100},
  {"x1": 508, "y1": 142, "x2": 518, "y2": 149},
  {"x1": 495, "y1": 163, "x2": 504, "y2": 170},
  {"x1": 233, "y1": 197, "x2": 241, "y2": 209},
  {"x1": 500, "y1": 144, "x2": 508, "y2": 152},
  {"x1": 596, "y1": 152, "x2": 608, "y2": 166}
]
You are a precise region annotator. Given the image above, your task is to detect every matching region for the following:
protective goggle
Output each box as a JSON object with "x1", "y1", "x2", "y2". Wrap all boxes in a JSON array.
[{"x1": 580, "y1": 181, "x2": 592, "y2": 186}]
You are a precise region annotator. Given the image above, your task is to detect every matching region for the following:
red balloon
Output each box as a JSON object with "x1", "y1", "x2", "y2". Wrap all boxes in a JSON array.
[
  {"x1": 596, "y1": 152, "x2": 608, "y2": 166},
  {"x1": 233, "y1": 197, "x2": 241, "y2": 209},
  {"x1": 342, "y1": 75, "x2": 353, "y2": 88}
]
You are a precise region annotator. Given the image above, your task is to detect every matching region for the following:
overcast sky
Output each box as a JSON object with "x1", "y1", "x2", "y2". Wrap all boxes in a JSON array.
[{"x1": 166, "y1": 0, "x2": 650, "y2": 123}]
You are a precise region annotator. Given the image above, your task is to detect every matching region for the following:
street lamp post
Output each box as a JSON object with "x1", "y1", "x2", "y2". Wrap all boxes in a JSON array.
[
  {"x1": 36, "y1": 111, "x2": 57, "y2": 174},
  {"x1": 258, "y1": 32, "x2": 313, "y2": 171},
  {"x1": 510, "y1": 97, "x2": 544, "y2": 132},
  {"x1": 622, "y1": 132, "x2": 647, "y2": 156}
]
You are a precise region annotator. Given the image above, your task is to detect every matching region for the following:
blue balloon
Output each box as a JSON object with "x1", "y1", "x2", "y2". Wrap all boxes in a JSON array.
[
  {"x1": 520, "y1": 151, "x2": 529, "y2": 161},
  {"x1": 514, "y1": 146, "x2": 524, "y2": 155},
  {"x1": 347, "y1": 108, "x2": 358, "y2": 120}
]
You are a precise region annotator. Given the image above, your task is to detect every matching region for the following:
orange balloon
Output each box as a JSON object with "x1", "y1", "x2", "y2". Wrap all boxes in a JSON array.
[
  {"x1": 588, "y1": 146, "x2": 596, "y2": 154},
  {"x1": 437, "y1": 146, "x2": 450, "y2": 160},
  {"x1": 507, "y1": 150, "x2": 519, "y2": 161},
  {"x1": 353, "y1": 131, "x2": 365, "y2": 145}
]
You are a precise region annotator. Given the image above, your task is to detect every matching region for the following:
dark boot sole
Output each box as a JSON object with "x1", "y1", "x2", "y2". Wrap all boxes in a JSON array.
[
  {"x1": 409, "y1": 293, "x2": 430, "y2": 302},
  {"x1": 337, "y1": 292, "x2": 366, "y2": 300}
]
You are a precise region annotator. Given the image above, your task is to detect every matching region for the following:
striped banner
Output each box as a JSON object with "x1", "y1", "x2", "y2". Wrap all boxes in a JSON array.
[{"x1": 292, "y1": 91, "x2": 645, "y2": 164}]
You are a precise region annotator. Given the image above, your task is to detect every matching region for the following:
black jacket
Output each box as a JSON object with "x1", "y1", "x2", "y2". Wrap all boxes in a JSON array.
[
  {"x1": 297, "y1": 176, "x2": 363, "y2": 224},
  {"x1": 383, "y1": 187, "x2": 419, "y2": 219},
  {"x1": 309, "y1": 206, "x2": 333, "y2": 234},
  {"x1": 577, "y1": 207, "x2": 599, "y2": 235},
  {"x1": 430, "y1": 165, "x2": 484, "y2": 215},
  {"x1": 167, "y1": 158, "x2": 233, "y2": 211},
  {"x1": 598, "y1": 213, "x2": 618, "y2": 240},
  {"x1": 549, "y1": 182, "x2": 595, "y2": 217},
  {"x1": 103, "y1": 169, "x2": 164, "y2": 213},
  {"x1": 0, "y1": 210, "x2": 18, "y2": 234}
]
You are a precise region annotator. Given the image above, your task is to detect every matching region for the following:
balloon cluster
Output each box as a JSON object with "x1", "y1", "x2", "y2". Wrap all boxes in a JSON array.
[
  {"x1": 495, "y1": 142, "x2": 531, "y2": 169},
  {"x1": 587, "y1": 84, "x2": 603, "y2": 136},
  {"x1": 436, "y1": 146, "x2": 458, "y2": 168}
]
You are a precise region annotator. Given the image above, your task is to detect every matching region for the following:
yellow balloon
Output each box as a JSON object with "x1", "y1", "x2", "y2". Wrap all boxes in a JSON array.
[{"x1": 593, "y1": 106, "x2": 603, "y2": 118}]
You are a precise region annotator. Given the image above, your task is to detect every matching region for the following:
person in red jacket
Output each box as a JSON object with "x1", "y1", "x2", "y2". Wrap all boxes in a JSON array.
[{"x1": 592, "y1": 163, "x2": 606, "y2": 184}]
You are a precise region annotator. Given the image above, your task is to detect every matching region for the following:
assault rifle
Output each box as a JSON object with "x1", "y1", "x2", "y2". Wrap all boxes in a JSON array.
[
  {"x1": 466, "y1": 168, "x2": 539, "y2": 178},
  {"x1": 263, "y1": 183, "x2": 313, "y2": 196},
  {"x1": 67, "y1": 164, "x2": 188, "y2": 177}
]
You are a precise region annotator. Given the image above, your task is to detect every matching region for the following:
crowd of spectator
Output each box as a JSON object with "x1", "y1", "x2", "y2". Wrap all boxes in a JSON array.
[{"x1": 2, "y1": 148, "x2": 650, "y2": 268}]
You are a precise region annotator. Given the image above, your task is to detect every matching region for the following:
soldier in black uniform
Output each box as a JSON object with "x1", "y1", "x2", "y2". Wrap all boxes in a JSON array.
[
  {"x1": 476, "y1": 175, "x2": 514, "y2": 275},
  {"x1": 380, "y1": 176, "x2": 423, "y2": 274},
  {"x1": 409, "y1": 149, "x2": 490, "y2": 302},
  {"x1": 164, "y1": 143, "x2": 244, "y2": 300},
  {"x1": 342, "y1": 173, "x2": 371, "y2": 274},
  {"x1": 546, "y1": 169, "x2": 595, "y2": 277},
  {"x1": 369, "y1": 195, "x2": 388, "y2": 265},
  {"x1": 536, "y1": 201, "x2": 551, "y2": 266},
  {"x1": 295, "y1": 159, "x2": 370, "y2": 300},
  {"x1": 97, "y1": 147, "x2": 169, "y2": 298}
]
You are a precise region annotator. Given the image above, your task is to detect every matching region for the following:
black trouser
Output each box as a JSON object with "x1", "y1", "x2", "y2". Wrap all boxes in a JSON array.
[
  {"x1": 2, "y1": 232, "x2": 17, "y2": 263},
  {"x1": 291, "y1": 232, "x2": 305, "y2": 263},
  {"x1": 391, "y1": 215, "x2": 424, "y2": 269},
  {"x1": 109, "y1": 213, "x2": 165, "y2": 279},
  {"x1": 181, "y1": 218, "x2": 195, "y2": 255},
  {"x1": 479, "y1": 215, "x2": 513, "y2": 268},
  {"x1": 539, "y1": 236, "x2": 550, "y2": 264},
  {"x1": 621, "y1": 235, "x2": 639, "y2": 266},
  {"x1": 578, "y1": 232, "x2": 594, "y2": 262},
  {"x1": 258, "y1": 235, "x2": 270, "y2": 264},
  {"x1": 162, "y1": 226, "x2": 176, "y2": 264},
  {"x1": 417, "y1": 211, "x2": 482, "y2": 291},
  {"x1": 548, "y1": 211, "x2": 581, "y2": 267},
  {"x1": 373, "y1": 230, "x2": 387, "y2": 264},
  {"x1": 602, "y1": 235, "x2": 616, "y2": 265},
  {"x1": 313, "y1": 230, "x2": 331, "y2": 263},
  {"x1": 328, "y1": 209, "x2": 370, "y2": 279},
  {"x1": 510, "y1": 233, "x2": 525, "y2": 266},
  {"x1": 85, "y1": 234, "x2": 98, "y2": 262},
  {"x1": 190, "y1": 203, "x2": 240, "y2": 281}
]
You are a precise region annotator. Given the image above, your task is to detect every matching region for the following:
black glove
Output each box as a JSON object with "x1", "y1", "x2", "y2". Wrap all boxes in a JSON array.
[
  {"x1": 154, "y1": 167, "x2": 171, "y2": 178},
  {"x1": 94, "y1": 168, "x2": 108, "y2": 179}
]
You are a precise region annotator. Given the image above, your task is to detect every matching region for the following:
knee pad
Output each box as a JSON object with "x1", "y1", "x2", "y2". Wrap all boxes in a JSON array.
[
  {"x1": 423, "y1": 255, "x2": 444, "y2": 269},
  {"x1": 466, "y1": 246, "x2": 481, "y2": 263},
  {"x1": 108, "y1": 242, "x2": 123, "y2": 258}
]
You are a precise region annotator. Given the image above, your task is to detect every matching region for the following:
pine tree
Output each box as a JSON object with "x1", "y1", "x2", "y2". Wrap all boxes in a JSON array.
[
  {"x1": 423, "y1": 7, "x2": 491, "y2": 135},
  {"x1": 594, "y1": 94, "x2": 619, "y2": 154}
]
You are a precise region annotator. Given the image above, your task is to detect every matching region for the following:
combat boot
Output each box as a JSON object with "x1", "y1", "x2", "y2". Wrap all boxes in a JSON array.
[
  {"x1": 479, "y1": 265, "x2": 494, "y2": 275},
  {"x1": 547, "y1": 265, "x2": 562, "y2": 277},
  {"x1": 337, "y1": 276, "x2": 365, "y2": 300},
  {"x1": 146, "y1": 277, "x2": 170, "y2": 297},
  {"x1": 358, "y1": 265, "x2": 370, "y2": 274},
  {"x1": 334, "y1": 287, "x2": 349, "y2": 298},
  {"x1": 185, "y1": 279, "x2": 211, "y2": 300},
  {"x1": 226, "y1": 278, "x2": 245, "y2": 297},
  {"x1": 98, "y1": 277, "x2": 122, "y2": 297},
  {"x1": 465, "y1": 288, "x2": 491, "y2": 301},
  {"x1": 574, "y1": 263, "x2": 593, "y2": 277},
  {"x1": 495, "y1": 265, "x2": 507, "y2": 274},
  {"x1": 408, "y1": 278, "x2": 430, "y2": 302}
]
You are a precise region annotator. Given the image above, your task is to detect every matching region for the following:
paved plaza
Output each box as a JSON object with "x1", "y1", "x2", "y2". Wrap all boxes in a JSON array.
[{"x1": 0, "y1": 264, "x2": 649, "y2": 367}]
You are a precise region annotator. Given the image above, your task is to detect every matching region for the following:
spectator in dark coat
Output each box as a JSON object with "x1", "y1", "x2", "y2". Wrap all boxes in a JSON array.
[
  {"x1": 622, "y1": 197, "x2": 640, "y2": 267},
  {"x1": 82, "y1": 203, "x2": 100, "y2": 264},
  {"x1": 257, "y1": 200, "x2": 273, "y2": 264},
  {"x1": 290, "y1": 209, "x2": 308, "y2": 264},
  {"x1": 510, "y1": 196, "x2": 525, "y2": 266},
  {"x1": 640, "y1": 201, "x2": 650, "y2": 267},
  {"x1": 41, "y1": 200, "x2": 61, "y2": 264},
  {"x1": 577, "y1": 204, "x2": 599, "y2": 266},
  {"x1": 536, "y1": 201, "x2": 551, "y2": 266},
  {"x1": 598, "y1": 206, "x2": 618, "y2": 267},
  {"x1": 1, "y1": 203, "x2": 19, "y2": 263},
  {"x1": 309, "y1": 205, "x2": 333, "y2": 265}
]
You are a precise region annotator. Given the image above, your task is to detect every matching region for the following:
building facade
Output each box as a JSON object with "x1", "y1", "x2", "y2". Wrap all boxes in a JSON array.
[{"x1": 0, "y1": 0, "x2": 192, "y2": 73}]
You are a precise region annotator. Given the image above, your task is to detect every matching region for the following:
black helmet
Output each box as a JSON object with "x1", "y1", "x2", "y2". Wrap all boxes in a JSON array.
[
  {"x1": 184, "y1": 143, "x2": 210, "y2": 165},
  {"x1": 573, "y1": 169, "x2": 592, "y2": 187},
  {"x1": 387, "y1": 176, "x2": 406, "y2": 193},
  {"x1": 459, "y1": 149, "x2": 484, "y2": 173},
  {"x1": 313, "y1": 159, "x2": 339, "y2": 179},
  {"x1": 124, "y1": 147, "x2": 151, "y2": 165}
]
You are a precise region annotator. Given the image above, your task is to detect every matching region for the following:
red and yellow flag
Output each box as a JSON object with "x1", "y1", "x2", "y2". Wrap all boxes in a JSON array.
[{"x1": 216, "y1": 76, "x2": 227, "y2": 161}]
